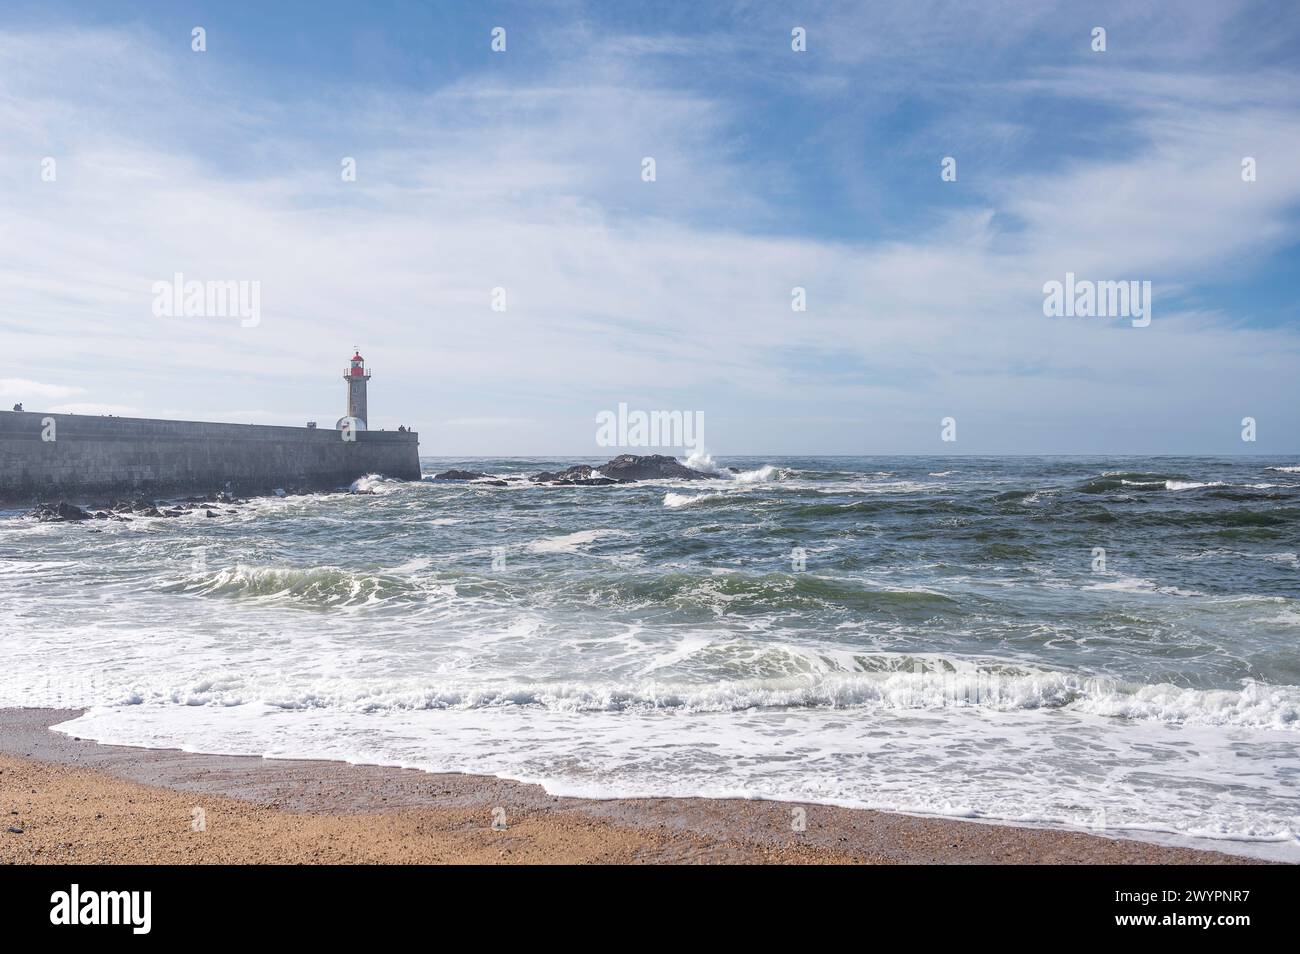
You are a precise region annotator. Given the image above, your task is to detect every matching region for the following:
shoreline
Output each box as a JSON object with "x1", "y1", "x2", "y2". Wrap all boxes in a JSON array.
[{"x1": 0, "y1": 708, "x2": 1265, "y2": 865}]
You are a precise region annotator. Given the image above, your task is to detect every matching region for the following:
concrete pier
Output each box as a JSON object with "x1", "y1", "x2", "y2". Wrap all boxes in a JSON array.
[{"x1": 0, "y1": 411, "x2": 421, "y2": 503}]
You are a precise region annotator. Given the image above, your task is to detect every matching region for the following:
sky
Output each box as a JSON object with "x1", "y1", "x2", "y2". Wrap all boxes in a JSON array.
[{"x1": 0, "y1": 0, "x2": 1298, "y2": 455}]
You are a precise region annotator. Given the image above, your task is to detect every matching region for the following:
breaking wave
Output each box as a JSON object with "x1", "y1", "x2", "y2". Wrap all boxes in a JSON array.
[
  {"x1": 682, "y1": 451, "x2": 779, "y2": 484},
  {"x1": 89, "y1": 659, "x2": 1300, "y2": 731},
  {"x1": 663, "y1": 491, "x2": 732, "y2": 509},
  {"x1": 350, "y1": 473, "x2": 403, "y2": 494},
  {"x1": 156, "y1": 565, "x2": 420, "y2": 607}
]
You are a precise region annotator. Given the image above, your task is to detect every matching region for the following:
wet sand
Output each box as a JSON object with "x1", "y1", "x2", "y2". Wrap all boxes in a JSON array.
[{"x1": 0, "y1": 708, "x2": 1258, "y2": 864}]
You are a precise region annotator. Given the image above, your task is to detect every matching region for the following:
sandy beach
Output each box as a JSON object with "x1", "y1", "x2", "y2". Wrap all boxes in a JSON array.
[{"x1": 0, "y1": 708, "x2": 1260, "y2": 865}]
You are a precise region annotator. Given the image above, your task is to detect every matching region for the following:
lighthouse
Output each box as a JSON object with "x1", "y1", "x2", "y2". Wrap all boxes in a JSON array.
[{"x1": 339, "y1": 349, "x2": 372, "y2": 431}]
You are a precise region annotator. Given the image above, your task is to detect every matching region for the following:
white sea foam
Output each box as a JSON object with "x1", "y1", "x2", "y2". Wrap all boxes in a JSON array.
[
  {"x1": 49, "y1": 686, "x2": 1300, "y2": 859},
  {"x1": 1071, "y1": 680, "x2": 1299, "y2": 729},
  {"x1": 683, "y1": 450, "x2": 720, "y2": 473},
  {"x1": 1083, "y1": 576, "x2": 1204, "y2": 597},
  {"x1": 158, "y1": 563, "x2": 415, "y2": 607},
  {"x1": 21, "y1": 651, "x2": 1296, "y2": 730},
  {"x1": 681, "y1": 451, "x2": 778, "y2": 484},
  {"x1": 732, "y1": 464, "x2": 777, "y2": 484},
  {"x1": 526, "y1": 529, "x2": 630, "y2": 553},
  {"x1": 350, "y1": 474, "x2": 402, "y2": 494},
  {"x1": 663, "y1": 491, "x2": 727, "y2": 509}
]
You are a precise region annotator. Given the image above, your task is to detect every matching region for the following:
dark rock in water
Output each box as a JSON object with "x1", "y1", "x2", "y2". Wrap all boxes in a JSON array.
[
  {"x1": 205, "y1": 510, "x2": 217, "y2": 518},
  {"x1": 531, "y1": 465, "x2": 603, "y2": 483},
  {"x1": 163, "y1": 509, "x2": 185, "y2": 517},
  {"x1": 557, "y1": 476, "x2": 618, "y2": 486},
  {"x1": 30, "y1": 501, "x2": 92, "y2": 522},
  {"x1": 532, "y1": 454, "x2": 708, "y2": 484},
  {"x1": 601, "y1": 454, "x2": 707, "y2": 482},
  {"x1": 432, "y1": 470, "x2": 488, "y2": 481}
]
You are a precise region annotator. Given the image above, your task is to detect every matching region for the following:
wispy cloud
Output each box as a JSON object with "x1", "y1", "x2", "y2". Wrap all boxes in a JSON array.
[{"x1": 0, "y1": 4, "x2": 1296, "y2": 454}]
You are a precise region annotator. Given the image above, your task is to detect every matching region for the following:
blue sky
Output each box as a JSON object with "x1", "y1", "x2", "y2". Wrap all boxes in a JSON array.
[{"x1": 1, "y1": 0, "x2": 1298, "y2": 454}]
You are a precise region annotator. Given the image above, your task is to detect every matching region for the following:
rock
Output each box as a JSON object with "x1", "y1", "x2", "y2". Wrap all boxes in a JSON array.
[
  {"x1": 550, "y1": 476, "x2": 617, "y2": 486},
  {"x1": 531, "y1": 454, "x2": 708, "y2": 485},
  {"x1": 163, "y1": 509, "x2": 185, "y2": 517},
  {"x1": 600, "y1": 454, "x2": 708, "y2": 482},
  {"x1": 30, "y1": 501, "x2": 93, "y2": 522},
  {"x1": 6, "y1": 826, "x2": 22, "y2": 834},
  {"x1": 205, "y1": 510, "x2": 217, "y2": 518},
  {"x1": 532, "y1": 464, "x2": 602, "y2": 483},
  {"x1": 431, "y1": 470, "x2": 488, "y2": 481}
]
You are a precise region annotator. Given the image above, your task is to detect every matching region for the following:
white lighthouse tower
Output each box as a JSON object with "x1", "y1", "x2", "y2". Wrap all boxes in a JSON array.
[{"x1": 337, "y1": 349, "x2": 372, "y2": 432}]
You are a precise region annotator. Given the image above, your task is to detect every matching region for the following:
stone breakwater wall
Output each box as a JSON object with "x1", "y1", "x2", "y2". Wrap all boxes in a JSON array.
[{"x1": 0, "y1": 411, "x2": 420, "y2": 502}]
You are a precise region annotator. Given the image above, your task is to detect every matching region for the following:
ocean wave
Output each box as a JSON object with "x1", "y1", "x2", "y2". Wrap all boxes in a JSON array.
[
  {"x1": 96, "y1": 661, "x2": 1300, "y2": 730},
  {"x1": 786, "y1": 500, "x2": 888, "y2": 517},
  {"x1": 567, "y1": 571, "x2": 961, "y2": 617},
  {"x1": 1080, "y1": 473, "x2": 1270, "y2": 495},
  {"x1": 1080, "y1": 472, "x2": 1186, "y2": 494},
  {"x1": 681, "y1": 451, "x2": 780, "y2": 484},
  {"x1": 526, "y1": 528, "x2": 630, "y2": 553},
  {"x1": 663, "y1": 491, "x2": 732, "y2": 509},
  {"x1": 1083, "y1": 576, "x2": 1204, "y2": 597},
  {"x1": 156, "y1": 564, "x2": 420, "y2": 607},
  {"x1": 350, "y1": 474, "x2": 403, "y2": 494},
  {"x1": 1071, "y1": 680, "x2": 1300, "y2": 729}
]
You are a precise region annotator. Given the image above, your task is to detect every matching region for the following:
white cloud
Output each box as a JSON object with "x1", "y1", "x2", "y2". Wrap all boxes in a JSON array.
[
  {"x1": 0, "y1": 19, "x2": 1296, "y2": 454},
  {"x1": 46, "y1": 402, "x2": 141, "y2": 416},
  {"x1": 0, "y1": 379, "x2": 84, "y2": 402}
]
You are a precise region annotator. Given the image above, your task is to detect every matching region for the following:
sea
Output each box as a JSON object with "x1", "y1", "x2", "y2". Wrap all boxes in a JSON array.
[{"x1": 2, "y1": 455, "x2": 1298, "y2": 860}]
